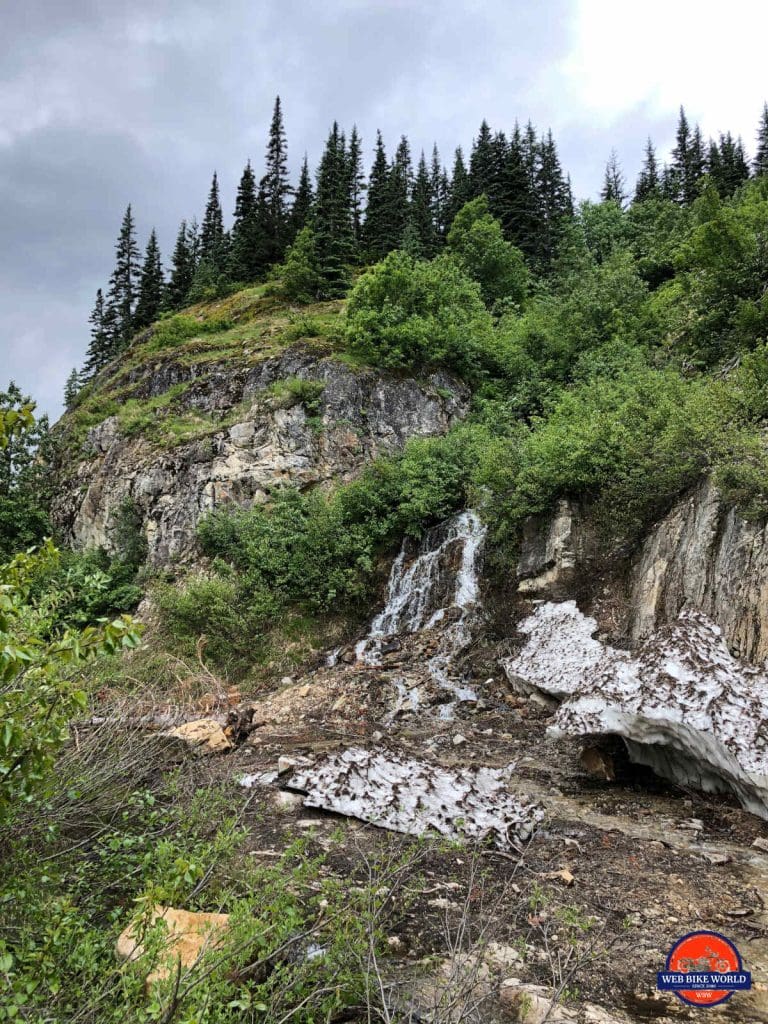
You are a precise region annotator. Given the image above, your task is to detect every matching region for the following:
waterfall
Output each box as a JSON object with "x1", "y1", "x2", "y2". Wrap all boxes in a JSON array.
[{"x1": 356, "y1": 510, "x2": 486, "y2": 714}]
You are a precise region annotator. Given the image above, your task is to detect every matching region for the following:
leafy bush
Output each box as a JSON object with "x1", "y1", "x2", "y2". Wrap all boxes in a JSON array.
[
  {"x1": 345, "y1": 250, "x2": 495, "y2": 376},
  {"x1": 279, "y1": 225, "x2": 323, "y2": 303},
  {"x1": 447, "y1": 196, "x2": 529, "y2": 308}
]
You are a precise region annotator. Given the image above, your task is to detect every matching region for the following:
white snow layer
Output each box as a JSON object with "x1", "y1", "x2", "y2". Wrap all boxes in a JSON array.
[
  {"x1": 505, "y1": 601, "x2": 768, "y2": 819},
  {"x1": 285, "y1": 746, "x2": 543, "y2": 848}
]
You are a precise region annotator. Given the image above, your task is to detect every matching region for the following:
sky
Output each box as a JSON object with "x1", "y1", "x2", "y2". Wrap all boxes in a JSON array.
[{"x1": 2, "y1": 0, "x2": 768, "y2": 421}]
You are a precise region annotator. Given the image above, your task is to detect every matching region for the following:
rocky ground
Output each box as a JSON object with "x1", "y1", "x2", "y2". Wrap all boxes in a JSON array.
[{"x1": 147, "y1": 621, "x2": 768, "y2": 1024}]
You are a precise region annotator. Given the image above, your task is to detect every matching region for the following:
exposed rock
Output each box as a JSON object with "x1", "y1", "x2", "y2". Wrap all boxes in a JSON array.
[
  {"x1": 498, "y1": 981, "x2": 575, "y2": 1023},
  {"x1": 53, "y1": 348, "x2": 469, "y2": 565},
  {"x1": 630, "y1": 476, "x2": 768, "y2": 662},
  {"x1": 506, "y1": 601, "x2": 768, "y2": 818},
  {"x1": 162, "y1": 718, "x2": 233, "y2": 754},
  {"x1": 516, "y1": 499, "x2": 596, "y2": 599},
  {"x1": 285, "y1": 746, "x2": 543, "y2": 848},
  {"x1": 116, "y1": 905, "x2": 230, "y2": 987},
  {"x1": 579, "y1": 745, "x2": 616, "y2": 782}
]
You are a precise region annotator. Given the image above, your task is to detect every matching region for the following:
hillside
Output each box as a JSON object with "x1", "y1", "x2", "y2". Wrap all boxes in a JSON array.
[{"x1": 8, "y1": 137, "x2": 768, "y2": 1021}]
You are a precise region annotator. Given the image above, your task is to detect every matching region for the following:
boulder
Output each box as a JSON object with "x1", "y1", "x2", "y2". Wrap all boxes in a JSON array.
[
  {"x1": 162, "y1": 718, "x2": 233, "y2": 754},
  {"x1": 506, "y1": 601, "x2": 768, "y2": 818},
  {"x1": 116, "y1": 904, "x2": 230, "y2": 987}
]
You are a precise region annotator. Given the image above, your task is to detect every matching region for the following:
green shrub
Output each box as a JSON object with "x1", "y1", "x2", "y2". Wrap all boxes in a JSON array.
[
  {"x1": 265, "y1": 376, "x2": 325, "y2": 415},
  {"x1": 146, "y1": 314, "x2": 232, "y2": 352},
  {"x1": 345, "y1": 250, "x2": 495, "y2": 376},
  {"x1": 279, "y1": 225, "x2": 323, "y2": 303},
  {"x1": 447, "y1": 196, "x2": 529, "y2": 309}
]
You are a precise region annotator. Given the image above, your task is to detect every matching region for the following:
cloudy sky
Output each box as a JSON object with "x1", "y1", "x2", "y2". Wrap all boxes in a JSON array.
[{"x1": 2, "y1": 0, "x2": 768, "y2": 420}]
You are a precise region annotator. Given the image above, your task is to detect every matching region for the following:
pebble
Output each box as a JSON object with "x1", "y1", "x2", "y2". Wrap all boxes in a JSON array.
[{"x1": 452, "y1": 733, "x2": 467, "y2": 746}]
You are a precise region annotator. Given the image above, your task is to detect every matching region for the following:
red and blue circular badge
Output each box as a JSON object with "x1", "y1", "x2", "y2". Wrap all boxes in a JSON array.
[{"x1": 657, "y1": 931, "x2": 751, "y2": 1007}]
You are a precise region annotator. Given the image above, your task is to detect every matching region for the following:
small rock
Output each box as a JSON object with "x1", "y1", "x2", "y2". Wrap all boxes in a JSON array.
[
  {"x1": 452, "y1": 734, "x2": 467, "y2": 746},
  {"x1": 162, "y1": 719, "x2": 233, "y2": 755},
  {"x1": 273, "y1": 790, "x2": 304, "y2": 812},
  {"x1": 116, "y1": 905, "x2": 229, "y2": 989},
  {"x1": 484, "y1": 941, "x2": 521, "y2": 970},
  {"x1": 280, "y1": 676, "x2": 294, "y2": 686},
  {"x1": 499, "y1": 981, "x2": 575, "y2": 1023},
  {"x1": 277, "y1": 754, "x2": 313, "y2": 775},
  {"x1": 752, "y1": 837, "x2": 768, "y2": 852}
]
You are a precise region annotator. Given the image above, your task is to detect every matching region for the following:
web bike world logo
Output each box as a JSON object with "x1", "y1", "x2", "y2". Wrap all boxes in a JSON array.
[{"x1": 657, "y1": 930, "x2": 751, "y2": 1007}]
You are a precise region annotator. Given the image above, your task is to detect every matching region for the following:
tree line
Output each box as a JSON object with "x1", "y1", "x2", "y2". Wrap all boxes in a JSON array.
[{"x1": 67, "y1": 97, "x2": 768, "y2": 404}]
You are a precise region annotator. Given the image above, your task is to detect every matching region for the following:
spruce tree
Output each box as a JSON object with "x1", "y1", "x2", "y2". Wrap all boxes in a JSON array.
[
  {"x1": 634, "y1": 139, "x2": 661, "y2": 202},
  {"x1": 535, "y1": 130, "x2": 573, "y2": 271},
  {"x1": 408, "y1": 151, "x2": 438, "y2": 256},
  {"x1": 134, "y1": 229, "x2": 164, "y2": 329},
  {"x1": 260, "y1": 95, "x2": 292, "y2": 264},
  {"x1": 469, "y1": 119, "x2": 495, "y2": 201},
  {"x1": 105, "y1": 204, "x2": 140, "y2": 353},
  {"x1": 601, "y1": 150, "x2": 626, "y2": 206},
  {"x1": 387, "y1": 135, "x2": 413, "y2": 247},
  {"x1": 314, "y1": 122, "x2": 355, "y2": 296},
  {"x1": 200, "y1": 172, "x2": 227, "y2": 270},
  {"x1": 347, "y1": 126, "x2": 366, "y2": 243},
  {"x1": 429, "y1": 144, "x2": 448, "y2": 240},
  {"x1": 229, "y1": 161, "x2": 261, "y2": 281},
  {"x1": 668, "y1": 106, "x2": 691, "y2": 203},
  {"x1": 754, "y1": 103, "x2": 768, "y2": 176},
  {"x1": 166, "y1": 220, "x2": 197, "y2": 310},
  {"x1": 289, "y1": 155, "x2": 314, "y2": 241},
  {"x1": 362, "y1": 131, "x2": 391, "y2": 261},
  {"x1": 498, "y1": 123, "x2": 538, "y2": 257},
  {"x1": 63, "y1": 368, "x2": 80, "y2": 410},
  {"x1": 83, "y1": 288, "x2": 111, "y2": 379},
  {"x1": 709, "y1": 132, "x2": 750, "y2": 197},
  {"x1": 445, "y1": 147, "x2": 471, "y2": 228}
]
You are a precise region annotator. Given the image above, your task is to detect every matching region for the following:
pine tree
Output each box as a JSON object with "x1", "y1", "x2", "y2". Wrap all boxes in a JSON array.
[
  {"x1": 688, "y1": 124, "x2": 706, "y2": 199},
  {"x1": 668, "y1": 106, "x2": 691, "y2": 203},
  {"x1": 497, "y1": 123, "x2": 538, "y2": 257},
  {"x1": 347, "y1": 126, "x2": 366, "y2": 243},
  {"x1": 63, "y1": 368, "x2": 80, "y2": 410},
  {"x1": 362, "y1": 131, "x2": 391, "y2": 261},
  {"x1": 134, "y1": 229, "x2": 164, "y2": 329},
  {"x1": 387, "y1": 135, "x2": 413, "y2": 247},
  {"x1": 535, "y1": 130, "x2": 573, "y2": 271},
  {"x1": 601, "y1": 150, "x2": 626, "y2": 206},
  {"x1": 104, "y1": 204, "x2": 141, "y2": 353},
  {"x1": 754, "y1": 103, "x2": 768, "y2": 176},
  {"x1": 469, "y1": 119, "x2": 495, "y2": 201},
  {"x1": 200, "y1": 172, "x2": 227, "y2": 271},
  {"x1": 260, "y1": 95, "x2": 292, "y2": 264},
  {"x1": 229, "y1": 161, "x2": 262, "y2": 281},
  {"x1": 429, "y1": 145, "x2": 448, "y2": 240},
  {"x1": 408, "y1": 151, "x2": 438, "y2": 256},
  {"x1": 634, "y1": 139, "x2": 661, "y2": 202},
  {"x1": 166, "y1": 220, "x2": 197, "y2": 310},
  {"x1": 314, "y1": 122, "x2": 355, "y2": 296},
  {"x1": 82, "y1": 288, "x2": 111, "y2": 378},
  {"x1": 709, "y1": 132, "x2": 750, "y2": 197},
  {"x1": 445, "y1": 147, "x2": 471, "y2": 227},
  {"x1": 287, "y1": 154, "x2": 314, "y2": 244}
]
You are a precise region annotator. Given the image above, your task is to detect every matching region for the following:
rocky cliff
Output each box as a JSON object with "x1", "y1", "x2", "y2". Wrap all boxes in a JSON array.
[{"x1": 53, "y1": 344, "x2": 469, "y2": 565}]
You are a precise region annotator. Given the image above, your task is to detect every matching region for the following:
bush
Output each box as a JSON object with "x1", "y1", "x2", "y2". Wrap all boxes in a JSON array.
[
  {"x1": 345, "y1": 250, "x2": 495, "y2": 377},
  {"x1": 447, "y1": 196, "x2": 529, "y2": 309},
  {"x1": 266, "y1": 377, "x2": 326, "y2": 415},
  {"x1": 147, "y1": 313, "x2": 232, "y2": 352},
  {"x1": 279, "y1": 225, "x2": 323, "y2": 303}
]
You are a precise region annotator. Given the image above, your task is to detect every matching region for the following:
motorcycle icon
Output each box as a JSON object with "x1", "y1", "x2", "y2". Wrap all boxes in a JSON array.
[{"x1": 677, "y1": 947, "x2": 731, "y2": 974}]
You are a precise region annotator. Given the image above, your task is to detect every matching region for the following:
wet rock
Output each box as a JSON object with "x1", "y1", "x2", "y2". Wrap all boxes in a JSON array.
[
  {"x1": 162, "y1": 718, "x2": 233, "y2": 754},
  {"x1": 507, "y1": 601, "x2": 768, "y2": 818},
  {"x1": 516, "y1": 499, "x2": 596, "y2": 599},
  {"x1": 285, "y1": 746, "x2": 543, "y2": 849},
  {"x1": 116, "y1": 905, "x2": 230, "y2": 988}
]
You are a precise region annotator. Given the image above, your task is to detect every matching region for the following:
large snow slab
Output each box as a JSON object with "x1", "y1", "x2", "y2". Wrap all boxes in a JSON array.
[
  {"x1": 505, "y1": 602, "x2": 768, "y2": 819},
  {"x1": 285, "y1": 746, "x2": 543, "y2": 848}
]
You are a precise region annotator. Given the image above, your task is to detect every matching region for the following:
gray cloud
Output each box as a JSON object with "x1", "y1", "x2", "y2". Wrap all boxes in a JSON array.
[{"x1": 0, "y1": 0, "x2": 720, "y2": 420}]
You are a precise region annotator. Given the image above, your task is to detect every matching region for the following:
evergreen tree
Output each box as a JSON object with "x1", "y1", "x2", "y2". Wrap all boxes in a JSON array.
[
  {"x1": 280, "y1": 225, "x2": 323, "y2": 302},
  {"x1": 104, "y1": 204, "x2": 141, "y2": 353},
  {"x1": 228, "y1": 161, "x2": 262, "y2": 281},
  {"x1": 535, "y1": 130, "x2": 573, "y2": 271},
  {"x1": 134, "y1": 229, "x2": 164, "y2": 329},
  {"x1": 165, "y1": 220, "x2": 197, "y2": 311},
  {"x1": 754, "y1": 103, "x2": 768, "y2": 176},
  {"x1": 408, "y1": 151, "x2": 438, "y2": 256},
  {"x1": 498, "y1": 124, "x2": 538, "y2": 258},
  {"x1": 634, "y1": 139, "x2": 661, "y2": 202},
  {"x1": 363, "y1": 131, "x2": 392, "y2": 261},
  {"x1": 709, "y1": 132, "x2": 750, "y2": 197},
  {"x1": 260, "y1": 95, "x2": 292, "y2": 264},
  {"x1": 601, "y1": 150, "x2": 626, "y2": 206},
  {"x1": 199, "y1": 172, "x2": 228, "y2": 271},
  {"x1": 347, "y1": 126, "x2": 366, "y2": 243},
  {"x1": 289, "y1": 155, "x2": 314, "y2": 240},
  {"x1": 63, "y1": 369, "x2": 80, "y2": 410},
  {"x1": 387, "y1": 135, "x2": 413, "y2": 247},
  {"x1": 429, "y1": 144, "x2": 448, "y2": 240},
  {"x1": 83, "y1": 288, "x2": 111, "y2": 379},
  {"x1": 669, "y1": 107, "x2": 705, "y2": 204},
  {"x1": 445, "y1": 147, "x2": 471, "y2": 227},
  {"x1": 314, "y1": 122, "x2": 355, "y2": 296},
  {"x1": 469, "y1": 120, "x2": 495, "y2": 201}
]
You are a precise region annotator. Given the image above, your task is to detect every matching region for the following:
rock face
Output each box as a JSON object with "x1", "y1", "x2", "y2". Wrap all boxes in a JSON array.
[
  {"x1": 506, "y1": 601, "x2": 768, "y2": 818},
  {"x1": 53, "y1": 346, "x2": 469, "y2": 565},
  {"x1": 515, "y1": 499, "x2": 597, "y2": 599},
  {"x1": 629, "y1": 477, "x2": 768, "y2": 662}
]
